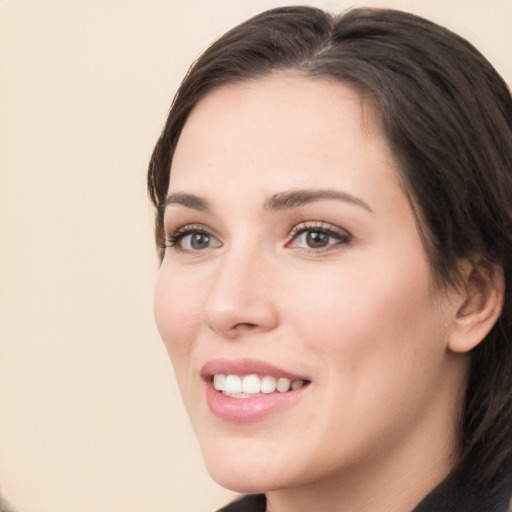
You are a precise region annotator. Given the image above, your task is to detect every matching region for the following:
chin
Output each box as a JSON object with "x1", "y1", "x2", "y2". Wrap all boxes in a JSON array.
[
  {"x1": 204, "y1": 458, "x2": 268, "y2": 493},
  {"x1": 200, "y1": 441, "x2": 293, "y2": 494},
  {"x1": 209, "y1": 472, "x2": 269, "y2": 495}
]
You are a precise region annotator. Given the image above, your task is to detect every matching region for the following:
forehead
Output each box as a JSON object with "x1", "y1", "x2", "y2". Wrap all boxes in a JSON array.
[
  {"x1": 169, "y1": 74, "x2": 401, "y2": 213},
  {"x1": 175, "y1": 74, "x2": 385, "y2": 161}
]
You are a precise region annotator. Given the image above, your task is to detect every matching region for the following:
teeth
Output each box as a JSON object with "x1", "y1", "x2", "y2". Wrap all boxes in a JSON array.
[
  {"x1": 213, "y1": 373, "x2": 306, "y2": 397},
  {"x1": 261, "y1": 375, "x2": 276, "y2": 394},
  {"x1": 291, "y1": 379, "x2": 304, "y2": 390},
  {"x1": 224, "y1": 375, "x2": 242, "y2": 394},
  {"x1": 276, "y1": 377, "x2": 291, "y2": 393},
  {"x1": 213, "y1": 374, "x2": 225, "y2": 391},
  {"x1": 242, "y1": 374, "x2": 260, "y2": 394}
]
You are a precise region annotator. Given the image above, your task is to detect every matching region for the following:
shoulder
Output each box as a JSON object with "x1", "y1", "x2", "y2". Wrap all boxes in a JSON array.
[{"x1": 412, "y1": 464, "x2": 512, "y2": 512}]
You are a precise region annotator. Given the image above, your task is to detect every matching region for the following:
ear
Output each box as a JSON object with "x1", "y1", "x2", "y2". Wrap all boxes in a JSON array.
[{"x1": 448, "y1": 258, "x2": 504, "y2": 353}]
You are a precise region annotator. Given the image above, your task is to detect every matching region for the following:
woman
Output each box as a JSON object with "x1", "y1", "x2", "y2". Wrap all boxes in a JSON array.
[{"x1": 148, "y1": 6, "x2": 512, "y2": 512}]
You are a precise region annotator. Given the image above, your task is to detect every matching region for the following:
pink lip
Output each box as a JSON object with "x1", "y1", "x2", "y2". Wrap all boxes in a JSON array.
[{"x1": 201, "y1": 358, "x2": 310, "y2": 423}]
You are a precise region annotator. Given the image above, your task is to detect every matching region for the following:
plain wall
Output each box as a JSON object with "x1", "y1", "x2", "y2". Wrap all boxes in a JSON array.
[{"x1": 0, "y1": 1, "x2": 510, "y2": 511}]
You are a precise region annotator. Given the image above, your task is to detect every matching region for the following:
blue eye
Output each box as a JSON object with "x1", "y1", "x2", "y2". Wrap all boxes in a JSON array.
[
  {"x1": 297, "y1": 230, "x2": 332, "y2": 248},
  {"x1": 180, "y1": 232, "x2": 217, "y2": 250},
  {"x1": 289, "y1": 223, "x2": 351, "y2": 251},
  {"x1": 165, "y1": 226, "x2": 221, "y2": 252}
]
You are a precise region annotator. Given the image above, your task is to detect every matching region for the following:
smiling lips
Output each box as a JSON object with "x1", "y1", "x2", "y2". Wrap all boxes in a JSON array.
[
  {"x1": 202, "y1": 359, "x2": 310, "y2": 422},
  {"x1": 214, "y1": 373, "x2": 306, "y2": 397}
]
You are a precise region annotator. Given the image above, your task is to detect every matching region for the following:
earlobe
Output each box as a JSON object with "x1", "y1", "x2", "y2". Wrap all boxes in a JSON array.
[{"x1": 448, "y1": 259, "x2": 504, "y2": 353}]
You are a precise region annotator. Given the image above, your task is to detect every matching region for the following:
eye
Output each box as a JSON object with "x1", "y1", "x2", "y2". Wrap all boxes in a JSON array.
[
  {"x1": 164, "y1": 225, "x2": 222, "y2": 252},
  {"x1": 288, "y1": 222, "x2": 351, "y2": 251}
]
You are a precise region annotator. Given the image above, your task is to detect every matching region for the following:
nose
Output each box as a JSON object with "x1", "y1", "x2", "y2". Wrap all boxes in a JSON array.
[{"x1": 201, "y1": 246, "x2": 279, "y2": 338}]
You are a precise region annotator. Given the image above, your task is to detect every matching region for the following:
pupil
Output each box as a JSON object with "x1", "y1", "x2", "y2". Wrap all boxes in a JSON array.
[
  {"x1": 191, "y1": 233, "x2": 210, "y2": 249},
  {"x1": 306, "y1": 231, "x2": 329, "y2": 248}
]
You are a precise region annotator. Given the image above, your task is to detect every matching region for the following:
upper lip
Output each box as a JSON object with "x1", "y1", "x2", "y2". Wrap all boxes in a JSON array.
[{"x1": 201, "y1": 358, "x2": 310, "y2": 381}]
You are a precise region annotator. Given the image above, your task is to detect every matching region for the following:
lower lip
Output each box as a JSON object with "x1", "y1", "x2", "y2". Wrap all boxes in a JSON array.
[{"x1": 205, "y1": 381, "x2": 308, "y2": 423}]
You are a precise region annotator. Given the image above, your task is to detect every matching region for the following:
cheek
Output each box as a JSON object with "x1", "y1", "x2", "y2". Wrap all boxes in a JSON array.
[
  {"x1": 154, "y1": 265, "x2": 203, "y2": 369},
  {"x1": 284, "y1": 250, "x2": 445, "y2": 375},
  {"x1": 281, "y1": 258, "x2": 451, "y2": 453}
]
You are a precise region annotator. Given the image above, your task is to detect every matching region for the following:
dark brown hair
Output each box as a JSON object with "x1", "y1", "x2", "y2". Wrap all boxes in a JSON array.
[{"x1": 148, "y1": 6, "x2": 512, "y2": 489}]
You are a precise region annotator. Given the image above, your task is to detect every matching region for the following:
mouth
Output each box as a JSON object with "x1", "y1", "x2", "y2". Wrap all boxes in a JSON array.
[
  {"x1": 201, "y1": 359, "x2": 311, "y2": 422},
  {"x1": 212, "y1": 373, "x2": 308, "y2": 398}
]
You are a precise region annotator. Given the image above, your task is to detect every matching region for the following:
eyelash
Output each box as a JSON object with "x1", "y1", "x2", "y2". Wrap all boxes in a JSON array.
[
  {"x1": 287, "y1": 222, "x2": 352, "y2": 252},
  {"x1": 163, "y1": 221, "x2": 352, "y2": 252},
  {"x1": 162, "y1": 224, "x2": 214, "y2": 250}
]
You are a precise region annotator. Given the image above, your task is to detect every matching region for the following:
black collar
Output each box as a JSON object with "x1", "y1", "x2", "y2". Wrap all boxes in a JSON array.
[{"x1": 412, "y1": 461, "x2": 511, "y2": 512}]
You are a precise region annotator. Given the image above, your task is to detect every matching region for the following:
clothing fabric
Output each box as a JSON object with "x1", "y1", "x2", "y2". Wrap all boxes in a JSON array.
[
  {"x1": 216, "y1": 463, "x2": 512, "y2": 512},
  {"x1": 217, "y1": 493, "x2": 265, "y2": 512}
]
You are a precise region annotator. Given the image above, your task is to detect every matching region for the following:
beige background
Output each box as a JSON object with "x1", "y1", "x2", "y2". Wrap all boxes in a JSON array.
[{"x1": 0, "y1": 1, "x2": 510, "y2": 511}]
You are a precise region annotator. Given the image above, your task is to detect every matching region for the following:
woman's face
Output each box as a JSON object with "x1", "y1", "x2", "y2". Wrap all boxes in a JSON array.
[{"x1": 154, "y1": 75, "x2": 465, "y2": 494}]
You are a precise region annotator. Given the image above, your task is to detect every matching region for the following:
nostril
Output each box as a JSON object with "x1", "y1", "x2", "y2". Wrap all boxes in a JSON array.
[{"x1": 233, "y1": 322, "x2": 259, "y2": 330}]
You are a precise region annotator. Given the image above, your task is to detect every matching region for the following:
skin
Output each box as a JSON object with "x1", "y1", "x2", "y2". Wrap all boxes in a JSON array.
[{"x1": 154, "y1": 75, "x2": 474, "y2": 512}]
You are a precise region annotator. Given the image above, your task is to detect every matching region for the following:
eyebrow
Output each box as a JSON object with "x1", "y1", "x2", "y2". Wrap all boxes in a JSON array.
[
  {"x1": 264, "y1": 189, "x2": 373, "y2": 212},
  {"x1": 164, "y1": 192, "x2": 211, "y2": 212},
  {"x1": 163, "y1": 188, "x2": 372, "y2": 214}
]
